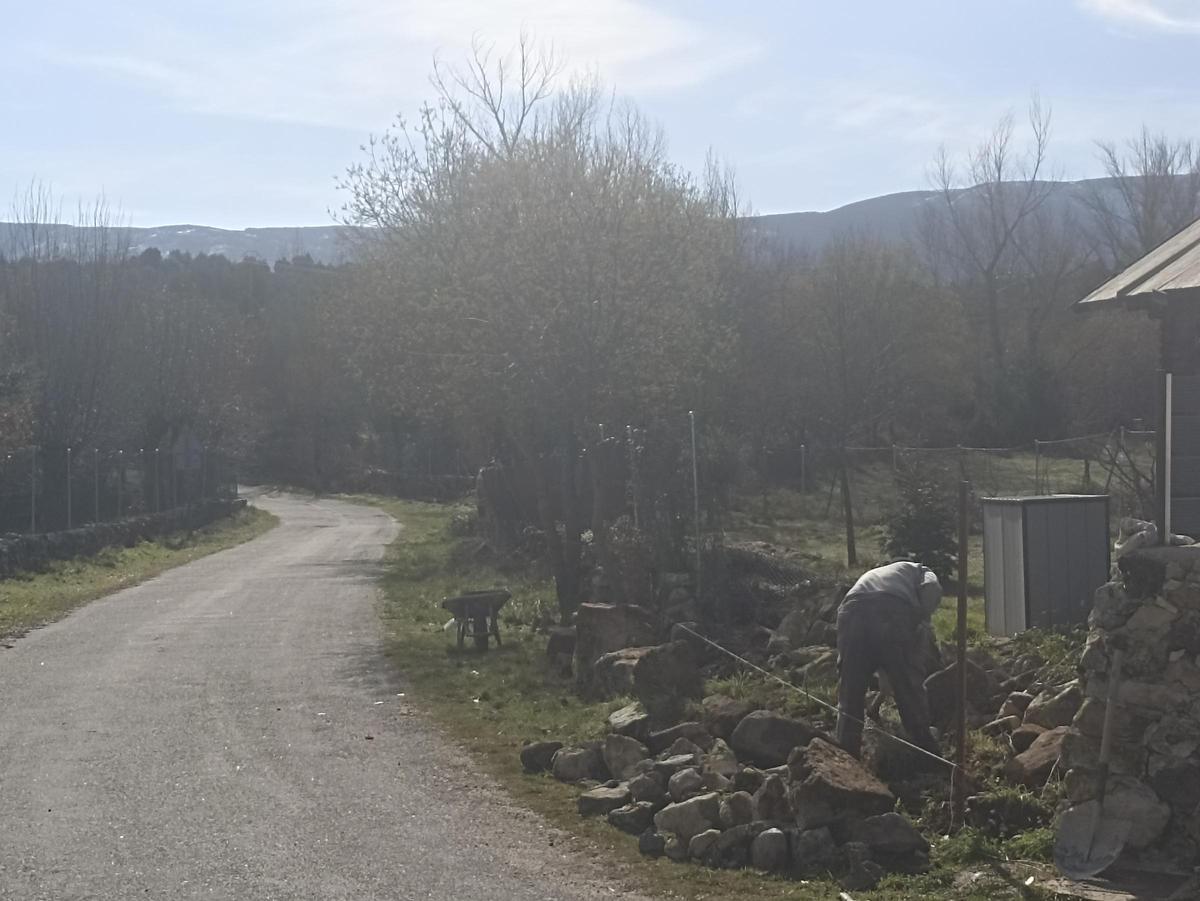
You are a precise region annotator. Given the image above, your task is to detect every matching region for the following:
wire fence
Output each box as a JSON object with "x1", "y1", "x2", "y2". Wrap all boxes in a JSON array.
[
  {"x1": 0, "y1": 444, "x2": 238, "y2": 535},
  {"x1": 759, "y1": 428, "x2": 1156, "y2": 529}
]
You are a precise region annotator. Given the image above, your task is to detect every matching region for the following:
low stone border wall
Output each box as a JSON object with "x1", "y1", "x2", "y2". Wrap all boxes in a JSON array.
[{"x1": 0, "y1": 498, "x2": 247, "y2": 578}]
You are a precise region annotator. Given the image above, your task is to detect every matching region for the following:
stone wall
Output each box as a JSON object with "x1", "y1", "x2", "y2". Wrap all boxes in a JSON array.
[
  {"x1": 0, "y1": 498, "x2": 247, "y2": 579},
  {"x1": 1067, "y1": 545, "x2": 1200, "y2": 862}
]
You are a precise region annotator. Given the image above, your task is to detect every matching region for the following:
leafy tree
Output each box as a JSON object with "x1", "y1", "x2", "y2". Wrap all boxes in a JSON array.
[{"x1": 339, "y1": 39, "x2": 740, "y2": 616}]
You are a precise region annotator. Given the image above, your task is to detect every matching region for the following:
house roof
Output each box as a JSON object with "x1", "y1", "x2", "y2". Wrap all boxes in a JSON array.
[{"x1": 1078, "y1": 216, "x2": 1200, "y2": 308}]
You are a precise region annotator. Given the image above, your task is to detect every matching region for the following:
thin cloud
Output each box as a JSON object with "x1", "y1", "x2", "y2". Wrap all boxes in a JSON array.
[
  {"x1": 1078, "y1": 0, "x2": 1200, "y2": 32},
  {"x1": 31, "y1": 0, "x2": 760, "y2": 130}
]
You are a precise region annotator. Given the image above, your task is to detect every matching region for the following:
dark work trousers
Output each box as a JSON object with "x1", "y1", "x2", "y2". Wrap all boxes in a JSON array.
[{"x1": 835, "y1": 594, "x2": 939, "y2": 759}]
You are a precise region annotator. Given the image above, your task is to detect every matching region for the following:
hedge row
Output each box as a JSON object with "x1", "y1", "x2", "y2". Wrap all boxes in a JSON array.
[{"x1": 0, "y1": 498, "x2": 247, "y2": 578}]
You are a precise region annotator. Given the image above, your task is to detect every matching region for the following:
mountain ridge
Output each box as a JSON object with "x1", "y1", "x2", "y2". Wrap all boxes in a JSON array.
[{"x1": 0, "y1": 177, "x2": 1131, "y2": 265}]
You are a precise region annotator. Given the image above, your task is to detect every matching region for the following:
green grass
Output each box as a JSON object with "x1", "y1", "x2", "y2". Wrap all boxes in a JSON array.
[
  {"x1": 0, "y1": 505, "x2": 278, "y2": 640},
  {"x1": 370, "y1": 497, "x2": 1070, "y2": 901}
]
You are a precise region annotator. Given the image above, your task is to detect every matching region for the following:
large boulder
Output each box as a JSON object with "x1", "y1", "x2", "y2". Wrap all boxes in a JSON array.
[
  {"x1": 848, "y1": 812, "x2": 930, "y2": 856},
  {"x1": 648, "y1": 722, "x2": 714, "y2": 754},
  {"x1": 574, "y1": 603, "x2": 659, "y2": 691},
  {"x1": 629, "y1": 771, "x2": 667, "y2": 805},
  {"x1": 753, "y1": 773, "x2": 792, "y2": 822},
  {"x1": 840, "y1": 842, "x2": 884, "y2": 892},
  {"x1": 520, "y1": 740, "x2": 563, "y2": 774},
  {"x1": 999, "y1": 691, "x2": 1035, "y2": 719},
  {"x1": 730, "y1": 710, "x2": 822, "y2": 768},
  {"x1": 924, "y1": 660, "x2": 997, "y2": 726},
  {"x1": 603, "y1": 734, "x2": 650, "y2": 781},
  {"x1": 593, "y1": 647, "x2": 653, "y2": 698},
  {"x1": 608, "y1": 702, "x2": 651, "y2": 742},
  {"x1": 688, "y1": 828, "x2": 722, "y2": 861},
  {"x1": 777, "y1": 608, "x2": 815, "y2": 646},
  {"x1": 663, "y1": 834, "x2": 688, "y2": 861},
  {"x1": 719, "y1": 791, "x2": 755, "y2": 828},
  {"x1": 751, "y1": 828, "x2": 789, "y2": 872},
  {"x1": 607, "y1": 802, "x2": 656, "y2": 835},
  {"x1": 701, "y1": 695, "x2": 757, "y2": 740},
  {"x1": 551, "y1": 744, "x2": 606, "y2": 783},
  {"x1": 654, "y1": 792, "x2": 722, "y2": 842},
  {"x1": 1005, "y1": 726, "x2": 1073, "y2": 788},
  {"x1": 702, "y1": 738, "x2": 739, "y2": 779},
  {"x1": 1023, "y1": 682, "x2": 1083, "y2": 730},
  {"x1": 668, "y1": 767, "x2": 705, "y2": 802},
  {"x1": 707, "y1": 822, "x2": 769, "y2": 869},
  {"x1": 578, "y1": 784, "x2": 631, "y2": 816},
  {"x1": 790, "y1": 826, "x2": 838, "y2": 876},
  {"x1": 638, "y1": 831, "x2": 667, "y2": 858},
  {"x1": 632, "y1": 641, "x2": 705, "y2": 722},
  {"x1": 787, "y1": 738, "x2": 896, "y2": 829},
  {"x1": 1011, "y1": 723, "x2": 1047, "y2": 754}
]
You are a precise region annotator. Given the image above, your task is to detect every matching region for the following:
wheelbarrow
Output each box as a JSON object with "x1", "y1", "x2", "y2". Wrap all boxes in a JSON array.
[{"x1": 441, "y1": 589, "x2": 511, "y2": 651}]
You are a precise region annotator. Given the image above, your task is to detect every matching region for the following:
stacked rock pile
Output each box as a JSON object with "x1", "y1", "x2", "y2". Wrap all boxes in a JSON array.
[{"x1": 522, "y1": 700, "x2": 932, "y2": 891}]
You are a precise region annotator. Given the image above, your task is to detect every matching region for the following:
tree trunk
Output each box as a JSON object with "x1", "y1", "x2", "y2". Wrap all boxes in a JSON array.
[
  {"x1": 531, "y1": 459, "x2": 573, "y2": 619},
  {"x1": 839, "y1": 453, "x2": 858, "y2": 567}
]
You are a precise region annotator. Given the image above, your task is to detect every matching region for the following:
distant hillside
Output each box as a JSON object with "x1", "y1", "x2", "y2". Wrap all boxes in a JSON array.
[
  {"x1": 0, "y1": 222, "x2": 351, "y2": 265},
  {"x1": 746, "y1": 177, "x2": 1124, "y2": 252},
  {"x1": 0, "y1": 177, "x2": 1132, "y2": 265}
]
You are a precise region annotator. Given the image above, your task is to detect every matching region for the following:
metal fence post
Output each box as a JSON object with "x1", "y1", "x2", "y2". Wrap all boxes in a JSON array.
[
  {"x1": 94, "y1": 447, "x2": 100, "y2": 523},
  {"x1": 117, "y1": 450, "x2": 124, "y2": 518},
  {"x1": 66, "y1": 446, "x2": 73, "y2": 530},
  {"x1": 154, "y1": 447, "x2": 161, "y2": 513},
  {"x1": 1034, "y1": 439, "x2": 1041, "y2": 494},
  {"x1": 800, "y1": 443, "x2": 807, "y2": 493}
]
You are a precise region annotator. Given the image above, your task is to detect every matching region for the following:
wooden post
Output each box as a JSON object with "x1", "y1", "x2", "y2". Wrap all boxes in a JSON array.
[{"x1": 954, "y1": 479, "x2": 970, "y2": 828}]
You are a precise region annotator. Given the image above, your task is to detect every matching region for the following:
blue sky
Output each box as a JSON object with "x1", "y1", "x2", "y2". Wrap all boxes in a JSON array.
[{"x1": 3, "y1": 0, "x2": 1198, "y2": 228}]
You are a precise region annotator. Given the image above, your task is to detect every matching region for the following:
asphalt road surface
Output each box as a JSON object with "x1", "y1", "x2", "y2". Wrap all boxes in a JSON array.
[{"x1": 0, "y1": 493, "x2": 643, "y2": 901}]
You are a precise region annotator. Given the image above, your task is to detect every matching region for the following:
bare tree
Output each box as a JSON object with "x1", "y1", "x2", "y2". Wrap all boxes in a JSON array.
[
  {"x1": 1083, "y1": 127, "x2": 1200, "y2": 268},
  {"x1": 921, "y1": 100, "x2": 1087, "y2": 440}
]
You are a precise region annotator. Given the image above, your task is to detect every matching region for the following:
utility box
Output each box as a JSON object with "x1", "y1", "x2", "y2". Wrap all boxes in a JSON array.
[{"x1": 981, "y1": 495, "x2": 1110, "y2": 637}]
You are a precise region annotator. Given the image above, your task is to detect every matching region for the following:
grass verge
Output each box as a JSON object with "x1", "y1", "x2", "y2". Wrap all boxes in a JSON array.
[
  {"x1": 0, "y1": 505, "x2": 278, "y2": 641},
  {"x1": 371, "y1": 497, "x2": 1065, "y2": 901}
]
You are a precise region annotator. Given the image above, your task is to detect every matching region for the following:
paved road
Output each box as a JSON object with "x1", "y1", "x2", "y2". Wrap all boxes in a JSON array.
[{"x1": 0, "y1": 493, "x2": 641, "y2": 901}]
